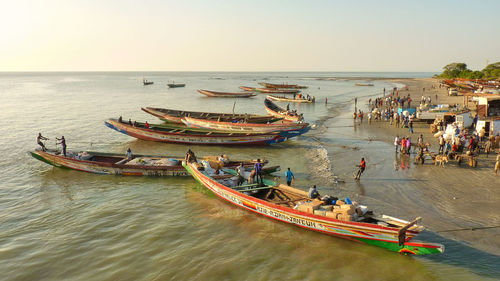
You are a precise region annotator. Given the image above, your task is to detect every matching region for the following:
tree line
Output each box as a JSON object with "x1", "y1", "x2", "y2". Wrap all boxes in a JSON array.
[{"x1": 436, "y1": 62, "x2": 500, "y2": 79}]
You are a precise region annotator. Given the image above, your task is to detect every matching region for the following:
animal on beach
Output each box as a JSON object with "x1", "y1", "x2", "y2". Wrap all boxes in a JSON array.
[{"x1": 434, "y1": 155, "x2": 449, "y2": 166}]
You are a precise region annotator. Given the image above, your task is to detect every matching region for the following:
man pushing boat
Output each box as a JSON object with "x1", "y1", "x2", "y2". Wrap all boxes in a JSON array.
[{"x1": 37, "y1": 133, "x2": 49, "y2": 151}]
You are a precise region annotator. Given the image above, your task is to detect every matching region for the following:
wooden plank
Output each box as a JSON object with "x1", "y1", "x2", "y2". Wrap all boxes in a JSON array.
[
  {"x1": 233, "y1": 183, "x2": 259, "y2": 189},
  {"x1": 238, "y1": 186, "x2": 271, "y2": 192}
]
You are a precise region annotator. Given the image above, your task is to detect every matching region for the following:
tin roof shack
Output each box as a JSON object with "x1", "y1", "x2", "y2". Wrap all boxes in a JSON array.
[
  {"x1": 476, "y1": 118, "x2": 500, "y2": 137},
  {"x1": 436, "y1": 111, "x2": 474, "y2": 129},
  {"x1": 472, "y1": 96, "x2": 500, "y2": 118}
]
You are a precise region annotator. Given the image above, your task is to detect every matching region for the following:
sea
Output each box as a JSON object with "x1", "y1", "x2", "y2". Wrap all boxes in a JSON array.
[{"x1": 0, "y1": 72, "x2": 498, "y2": 281}]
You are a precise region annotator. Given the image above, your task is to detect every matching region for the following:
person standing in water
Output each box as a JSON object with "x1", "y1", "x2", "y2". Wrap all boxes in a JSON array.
[
  {"x1": 285, "y1": 167, "x2": 294, "y2": 186},
  {"x1": 355, "y1": 158, "x2": 366, "y2": 180}
]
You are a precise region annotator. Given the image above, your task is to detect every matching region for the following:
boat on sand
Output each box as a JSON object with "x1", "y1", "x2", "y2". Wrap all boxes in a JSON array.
[{"x1": 183, "y1": 160, "x2": 445, "y2": 255}]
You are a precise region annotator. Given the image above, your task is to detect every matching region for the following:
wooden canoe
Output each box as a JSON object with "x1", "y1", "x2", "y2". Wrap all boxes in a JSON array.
[
  {"x1": 183, "y1": 161, "x2": 444, "y2": 255},
  {"x1": 143, "y1": 80, "x2": 154, "y2": 85},
  {"x1": 141, "y1": 107, "x2": 280, "y2": 124},
  {"x1": 105, "y1": 119, "x2": 289, "y2": 145},
  {"x1": 264, "y1": 98, "x2": 304, "y2": 122},
  {"x1": 259, "y1": 82, "x2": 307, "y2": 89},
  {"x1": 239, "y1": 86, "x2": 256, "y2": 92},
  {"x1": 254, "y1": 87, "x2": 301, "y2": 94},
  {"x1": 267, "y1": 95, "x2": 314, "y2": 103},
  {"x1": 198, "y1": 89, "x2": 256, "y2": 98},
  {"x1": 167, "y1": 83, "x2": 185, "y2": 88},
  {"x1": 182, "y1": 116, "x2": 310, "y2": 134},
  {"x1": 30, "y1": 149, "x2": 270, "y2": 176}
]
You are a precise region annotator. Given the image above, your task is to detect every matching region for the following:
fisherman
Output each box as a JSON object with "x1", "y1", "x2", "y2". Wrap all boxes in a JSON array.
[
  {"x1": 355, "y1": 158, "x2": 366, "y2": 180},
  {"x1": 237, "y1": 163, "x2": 245, "y2": 185},
  {"x1": 308, "y1": 185, "x2": 320, "y2": 199},
  {"x1": 128, "y1": 118, "x2": 132, "y2": 125},
  {"x1": 285, "y1": 167, "x2": 294, "y2": 186},
  {"x1": 185, "y1": 149, "x2": 197, "y2": 163},
  {"x1": 56, "y1": 136, "x2": 67, "y2": 157},
  {"x1": 145, "y1": 121, "x2": 150, "y2": 128},
  {"x1": 126, "y1": 148, "x2": 133, "y2": 159},
  {"x1": 394, "y1": 135, "x2": 400, "y2": 152},
  {"x1": 37, "y1": 133, "x2": 49, "y2": 151},
  {"x1": 118, "y1": 116, "x2": 123, "y2": 123},
  {"x1": 254, "y1": 159, "x2": 263, "y2": 186},
  {"x1": 286, "y1": 104, "x2": 290, "y2": 111}
]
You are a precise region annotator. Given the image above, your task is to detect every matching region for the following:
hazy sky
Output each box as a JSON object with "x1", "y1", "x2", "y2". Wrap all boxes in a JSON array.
[{"x1": 1, "y1": 0, "x2": 499, "y2": 72}]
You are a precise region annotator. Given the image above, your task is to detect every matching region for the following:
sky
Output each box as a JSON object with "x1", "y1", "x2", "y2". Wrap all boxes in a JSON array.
[{"x1": 1, "y1": 0, "x2": 499, "y2": 72}]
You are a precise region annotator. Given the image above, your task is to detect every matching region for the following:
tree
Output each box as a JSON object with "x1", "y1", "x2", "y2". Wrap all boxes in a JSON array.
[
  {"x1": 482, "y1": 62, "x2": 500, "y2": 79},
  {"x1": 440, "y1": 62, "x2": 469, "y2": 78}
]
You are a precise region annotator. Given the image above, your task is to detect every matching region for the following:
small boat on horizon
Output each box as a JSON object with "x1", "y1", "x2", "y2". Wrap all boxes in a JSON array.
[
  {"x1": 167, "y1": 82, "x2": 186, "y2": 88},
  {"x1": 197, "y1": 89, "x2": 256, "y2": 98},
  {"x1": 355, "y1": 82, "x2": 374, "y2": 86},
  {"x1": 183, "y1": 160, "x2": 445, "y2": 255},
  {"x1": 143, "y1": 79, "x2": 154, "y2": 86}
]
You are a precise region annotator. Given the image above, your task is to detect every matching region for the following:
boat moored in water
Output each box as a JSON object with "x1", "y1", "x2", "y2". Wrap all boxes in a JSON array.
[
  {"x1": 264, "y1": 98, "x2": 304, "y2": 122},
  {"x1": 105, "y1": 119, "x2": 293, "y2": 145},
  {"x1": 141, "y1": 107, "x2": 280, "y2": 124},
  {"x1": 259, "y1": 82, "x2": 307, "y2": 89},
  {"x1": 183, "y1": 160, "x2": 444, "y2": 255},
  {"x1": 267, "y1": 95, "x2": 314, "y2": 103},
  {"x1": 167, "y1": 83, "x2": 186, "y2": 88},
  {"x1": 198, "y1": 89, "x2": 256, "y2": 98}
]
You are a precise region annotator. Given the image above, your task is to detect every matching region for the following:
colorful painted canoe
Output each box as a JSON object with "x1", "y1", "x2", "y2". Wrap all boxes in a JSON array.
[
  {"x1": 105, "y1": 119, "x2": 289, "y2": 145},
  {"x1": 264, "y1": 98, "x2": 303, "y2": 122},
  {"x1": 198, "y1": 89, "x2": 256, "y2": 98},
  {"x1": 141, "y1": 107, "x2": 278, "y2": 124},
  {"x1": 167, "y1": 83, "x2": 185, "y2": 88},
  {"x1": 267, "y1": 95, "x2": 314, "y2": 103},
  {"x1": 182, "y1": 116, "x2": 310, "y2": 134},
  {"x1": 30, "y1": 149, "x2": 271, "y2": 176},
  {"x1": 183, "y1": 161, "x2": 444, "y2": 255},
  {"x1": 259, "y1": 82, "x2": 307, "y2": 89}
]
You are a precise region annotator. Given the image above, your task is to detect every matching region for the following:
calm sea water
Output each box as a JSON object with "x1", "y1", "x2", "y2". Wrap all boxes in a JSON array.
[{"x1": 0, "y1": 72, "x2": 497, "y2": 281}]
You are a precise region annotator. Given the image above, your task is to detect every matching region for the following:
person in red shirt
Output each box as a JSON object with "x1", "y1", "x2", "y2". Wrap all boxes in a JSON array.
[{"x1": 355, "y1": 158, "x2": 366, "y2": 180}]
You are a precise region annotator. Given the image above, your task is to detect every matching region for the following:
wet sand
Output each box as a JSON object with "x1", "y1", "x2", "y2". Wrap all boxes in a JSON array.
[{"x1": 310, "y1": 78, "x2": 500, "y2": 257}]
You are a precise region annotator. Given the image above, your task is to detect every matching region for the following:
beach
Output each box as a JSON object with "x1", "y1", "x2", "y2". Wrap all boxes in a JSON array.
[{"x1": 312, "y1": 78, "x2": 500, "y2": 257}]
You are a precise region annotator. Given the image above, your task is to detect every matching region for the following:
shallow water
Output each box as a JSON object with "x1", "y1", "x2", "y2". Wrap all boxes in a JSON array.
[{"x1": 0, "y1": 72, "x2": 498, "y2": 280}]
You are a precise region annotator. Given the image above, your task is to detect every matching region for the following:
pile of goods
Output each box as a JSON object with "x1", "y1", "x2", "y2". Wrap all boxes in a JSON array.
[{"x1": 295, "y1": 198, "x2": 369, "y2": 222}]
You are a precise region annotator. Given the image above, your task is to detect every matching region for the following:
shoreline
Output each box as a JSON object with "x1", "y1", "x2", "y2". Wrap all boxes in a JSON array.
[{"x1": 316, "y1": 77, "x2": 500, "y2": 256}]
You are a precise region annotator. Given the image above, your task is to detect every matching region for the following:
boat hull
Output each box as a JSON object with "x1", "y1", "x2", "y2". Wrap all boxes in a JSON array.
[
  {"x1": 267, "y1": 95, "x2": 313, "y2": 103},
  {"x1": 182, "y1": 116, "x2": 309, "y2": 134},
  {"x1": 183, "y1": 162, "x2": 444, "y2": 255},
  {"x1": 264, "y1": 98, "x2": 303, "y2": 122},
  {"x1": 198, "y1": 89, "x2": 256, "y2": 98},
  {"x1": 259, "y1": 82, "x2": 307, "y2": 89},
  {"x1": 105, "y1": 119, "x2": 286, "y2": 145}
]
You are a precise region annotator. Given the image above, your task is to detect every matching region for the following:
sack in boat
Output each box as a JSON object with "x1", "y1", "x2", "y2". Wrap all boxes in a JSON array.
[
  {"x1": 338, "y1": 214, "x2": 354, "y2": 221},
  {"x1": 336, "y1": 200, "x2": 345, "y2": 206},
  {"x1": 320, "y1": 205, "x2": 333, "y2": 211},
  {"x1": 325, "y1": 211, "x2": 337, "y2": 219},
  {"x1": 313, "y1": 210, "x2": 326, "y2": 216}
]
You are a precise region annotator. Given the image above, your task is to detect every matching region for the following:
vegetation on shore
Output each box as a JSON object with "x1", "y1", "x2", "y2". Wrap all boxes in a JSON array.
[{"x1": 436, "y1": 62, "x2": 500, "y2": 79}]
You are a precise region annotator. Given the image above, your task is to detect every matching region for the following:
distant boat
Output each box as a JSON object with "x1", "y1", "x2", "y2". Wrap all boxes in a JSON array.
[
  {"x1": 267, "y1": 95, "x2": 314, "y2": 103},
  {"x1": 254, "y1": 87, "x2": 301, "y2": 94},
  {"x1": 355, "y1": 82, "x2": 374, "y2": 86},
  {"x1": 198, "y1": 89, "x2": 256, "y2": 98},
  {"x1": 167, "y1": 82, "x2": 186, "y2": 88},
  {"x1": 259, "y1": 82, "x2": 307, "y2": 89},
  {"x1": 143, "y1": 79, "x2": 154, "y2": 86}
]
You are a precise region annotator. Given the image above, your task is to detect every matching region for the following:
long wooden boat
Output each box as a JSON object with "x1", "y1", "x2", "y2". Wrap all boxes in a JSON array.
[
  {"x1": 267, "y1": 95, "x2": 314, "y2": 103},
  {"x1": 167, "y1": 83, "x2": 185, "y2": 88},
  {"x1": 239, "y1": 86, "x2": 256, "y2": 92},
  {"x1": 183, "y1": 161, "x2": 444, "y2": 255},
  {"x1": 259, "y1": 82, "x2": 307, "y2": 89},
  {"x1": 105, "y1": 119, "x2": 290, "y2": 145},
  {"x1": 141, "y1": 107, "x2": 280, "y2": 124},
  {"x1": 143, "y1": 79, "x2": 154, "y2": 85},
  {"x1": 198, "y1": 89, "x2": 256, "y2": 98},
  {"x1": 264, "y1": 98, "x2": 303, "y2": 122},
  {"x1": 182, "y1": 116, "x2": 310, "y2": 135},
  {"x1": 254, "y1": 88, "x2": 301, "y2": 94},
  {"x1": 30, "y1": 149, "x2": 272, "y2": 176}
]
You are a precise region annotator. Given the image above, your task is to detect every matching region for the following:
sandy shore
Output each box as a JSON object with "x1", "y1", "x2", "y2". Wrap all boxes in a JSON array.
[{"x1": 308, "y1": 78, "x2": 500, "y2": 257}]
